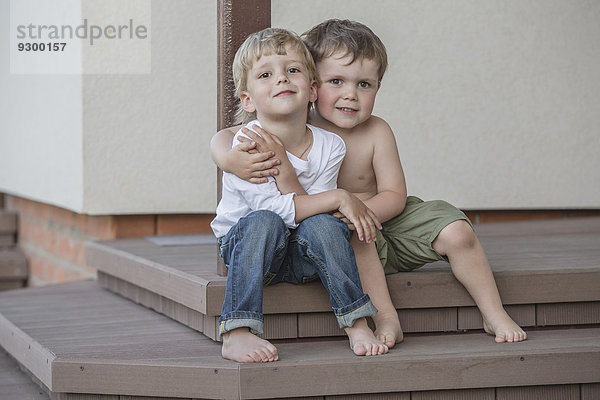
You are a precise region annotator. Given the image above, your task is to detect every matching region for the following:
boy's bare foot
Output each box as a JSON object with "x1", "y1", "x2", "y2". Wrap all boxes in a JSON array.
[
  {"x1": 344, "y1": 318, "x2": 389, "y2": 356},
  {"x1": 483, "y1": 312, "x2": 527, "y2": 343},
  {"x1": 221, "y1": 328, "x2": 279, "y2": 362},
  {"x1": 373, "y1": 311, "x2": 404, "y2": 348}
]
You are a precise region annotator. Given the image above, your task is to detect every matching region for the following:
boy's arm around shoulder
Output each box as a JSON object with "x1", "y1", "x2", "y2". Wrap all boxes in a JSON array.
[
  {"x1": 210, "y1": 126, "x2": 238, "y2": 169},
  {"x1": 210, "y1": 125, "x2": 280, "y2": 184},
  {"x1": 362, "y1": 117, "x2": 407, "y2": 222}
]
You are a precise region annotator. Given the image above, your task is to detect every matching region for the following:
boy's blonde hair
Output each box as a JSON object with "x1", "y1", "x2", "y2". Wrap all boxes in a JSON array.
[
  {"x1": 233, "y1": 27, "x2": 320, "y2": 124},
  {"x1": 302, "y1": 19, "x2": 388, "y2": 82}
]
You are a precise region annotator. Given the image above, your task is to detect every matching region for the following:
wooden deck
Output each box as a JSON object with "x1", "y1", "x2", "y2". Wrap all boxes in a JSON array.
[
  {"x1": 0, "y1": 281, "x2": 599, "y2": 399},
  {"x1": 87, "y1": 217, "x2": 600, "y2": 340},
  {"x1": 0, "y1": 210, "x2": 27, "y2": 291},
  {"x1": 0, "y1": 347, "x2": 49, "y2": 399},
  {"x1": 0, "y1": 210, "x2": 16, "y2": 248}
]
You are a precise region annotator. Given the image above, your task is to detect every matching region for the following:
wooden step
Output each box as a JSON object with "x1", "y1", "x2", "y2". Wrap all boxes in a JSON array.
[
  {"x1": 0, "y1": 248, "x2": 28, "y2": 291},
  {"x1": 1, "y1": 347, "x2": 49, "y2": 399},
  {"x1": 87, "y1": 218, "x2": 600, "y2": 340},
  {"x1": 0, "y1": 210, "x2": 17, "y2": 248},
  {"x1": 0, "y1": 281, "x2": 598, "y2": 399}
]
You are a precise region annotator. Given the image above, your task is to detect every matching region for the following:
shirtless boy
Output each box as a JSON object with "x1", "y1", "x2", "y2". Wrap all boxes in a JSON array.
[{"x1": 212, "y1": 19, "x2": 526, "y2": 346}]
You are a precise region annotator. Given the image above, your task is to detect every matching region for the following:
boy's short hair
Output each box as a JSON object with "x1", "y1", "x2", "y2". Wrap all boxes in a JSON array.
[
  {"x1": 302, "y1": 19, "x2": 388, "y2": 82},
  {"x1": 233, "y1": 27, "x2": 320, "y2": 124}
]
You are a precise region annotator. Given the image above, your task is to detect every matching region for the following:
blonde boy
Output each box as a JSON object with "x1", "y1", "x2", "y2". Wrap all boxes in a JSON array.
[
  {"x1": 212, "y1": 20, "x2": 526, "y2": 346},
  {"x1": 212, "y1": 27, "x2": 389, "y2": 363}
]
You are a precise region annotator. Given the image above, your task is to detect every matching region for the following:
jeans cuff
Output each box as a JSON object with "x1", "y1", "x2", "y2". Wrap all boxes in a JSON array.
[
  {"x1": 219, "y1": 313, "x2": 264, "y2": 336},
  {"x1": 334, "y1": 295, "x2": 378, "y2": 328}
]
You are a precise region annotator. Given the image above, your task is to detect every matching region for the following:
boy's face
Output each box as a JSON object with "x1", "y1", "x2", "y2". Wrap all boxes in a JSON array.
[
  {"x1": 315, "y1": 52, "x2": 380, "y2": 130},
  {"x1": 240, "y1": 45, "x2": 317, "y2": 120}
]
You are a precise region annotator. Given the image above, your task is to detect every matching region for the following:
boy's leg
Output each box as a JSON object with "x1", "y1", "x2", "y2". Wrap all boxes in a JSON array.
[
  {"x1": 288, "y1": 213, "x2": 388, "y2": 356},
  {"x1": 380, "y1": 196, "x2": 525, "y2": 343},
  {"x1": 432, "y1": 220, "x2": 527, "y2": 343},
  {"x1": 218, "y1": 210, "x2": 289, "y2": 362},
  {"x1": 351, "y1": 235, "x2": 403, "y2": 348}
]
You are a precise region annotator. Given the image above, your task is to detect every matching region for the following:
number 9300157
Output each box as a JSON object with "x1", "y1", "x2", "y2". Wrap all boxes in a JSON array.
[{"x1": 18, "y1": 42, "x2": 66, "y2": 51}]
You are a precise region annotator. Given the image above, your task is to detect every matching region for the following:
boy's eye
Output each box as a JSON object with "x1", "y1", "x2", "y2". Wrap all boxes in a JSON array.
[
  {"x1": 288, "y1": 67, "x2": 300, "y2": 73},
  {"x1": 358, "y1": 82, "x2": 371, "y2": 89},
  {"x1": 258, "y1": 72, "x2": 271, "y2": 79},
  {"x1": 330, "y1": 79, "x2": 342, "y2": 85}
]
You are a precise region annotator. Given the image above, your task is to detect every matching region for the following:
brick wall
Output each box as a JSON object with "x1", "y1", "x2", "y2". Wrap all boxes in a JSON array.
[{"x1": 4, "y1": 195, "x2": 215, "y2": 286}]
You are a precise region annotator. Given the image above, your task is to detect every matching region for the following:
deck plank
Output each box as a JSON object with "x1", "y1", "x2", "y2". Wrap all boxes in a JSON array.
[
  {"x1": 411, "y1": 388, "x2": 494, "y2": 400},
  {"x1": 496, "y1": 384, "x2": 580, "y2": 400},
  {"x1": 1, "y1": 282, "x2": 599, "y2": 399},
  {"x1": 0, "y1": 348, "x2": 49, "y2": 399},
  {"x1": 239, "y1": 328, "x2": 600, "y2": 399},
  {"x1": 0, "y1": 249, "x2": 28, "y2": 279},
  {"x1": 0, "y1": 211, "x2": 17, "y2": 234},
  {"x1": 89, "y1": 218, "x2": 600, "y2": 317}
]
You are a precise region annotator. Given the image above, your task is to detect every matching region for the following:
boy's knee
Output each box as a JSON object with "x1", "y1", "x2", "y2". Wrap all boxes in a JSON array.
[
  {"x1": 243, "y1": 210, "x2": 285, "y2": 226},
  {"x1": 437, "y1": 220, "x2": 476, "y2": 252},
  {"x1": 238, "y1": 210, "x2": 287, "y2": 237},
  {"x1": 299, "y1": 213, "x2": 350, "y2": 243}
]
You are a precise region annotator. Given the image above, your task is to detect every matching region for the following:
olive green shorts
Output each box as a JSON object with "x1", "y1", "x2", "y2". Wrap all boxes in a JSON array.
[{"x1": 375, "y1": 196, "x2": 473, "y2": 274}]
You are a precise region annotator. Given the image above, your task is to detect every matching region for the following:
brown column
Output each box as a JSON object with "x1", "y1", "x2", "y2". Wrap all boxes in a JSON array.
[{"x1": 217, "y1": 0, "x2": 270, "y2": 276}]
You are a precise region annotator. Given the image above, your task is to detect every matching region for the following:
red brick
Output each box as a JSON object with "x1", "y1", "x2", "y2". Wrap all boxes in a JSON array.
[
  {"x1": 52, "y1": 206, "x2": 74, "y2": 230},
  {"x1": 85, "y1": 215, "x2": 115, "y2": 239},
  {"x1": 463, "y1": 211, "x2": 477, "y2": 224},
  {"x1": 26, "y1": 253, "x2": 49, "y2": 285},
  {"x1": 113, "y1": 215, "x2": 156, "y2": 238},
  {"x1": 478, "y1": 210, "x2": 564, "y2": 223},
  {"x1": 20, "y1": 218, "x2": 47, "y2": 248},
  {"x1": 54, "y1": 231, "x2": 84, "y2": 267},
  {"x1": 28, "y1": 199, "x2": 51, "y2": 221},
  {"x1": 73, "y1": 212, "x2": 87, "y2": 235},
  {"x1": 156, "y1": 214, "x2": 215, "y2": 235}
]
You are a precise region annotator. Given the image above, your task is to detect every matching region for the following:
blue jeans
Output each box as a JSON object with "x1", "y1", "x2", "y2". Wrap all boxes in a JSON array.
[{"x1": 217, "y1": 210, "x2": 377, "y2": 335}]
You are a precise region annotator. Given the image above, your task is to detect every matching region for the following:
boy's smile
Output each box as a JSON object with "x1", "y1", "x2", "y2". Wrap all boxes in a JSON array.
[
  {"x1": 241, "y1": 46, "x2": 317, "y2": 120},
  {"x1": 315, "y1": 52, "x2": 380, "y2": 130}
]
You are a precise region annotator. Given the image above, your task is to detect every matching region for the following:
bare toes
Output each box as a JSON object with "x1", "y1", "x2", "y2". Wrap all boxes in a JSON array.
[{"x1": 353, "y1": 344, "x2": 368, "y2": 356}]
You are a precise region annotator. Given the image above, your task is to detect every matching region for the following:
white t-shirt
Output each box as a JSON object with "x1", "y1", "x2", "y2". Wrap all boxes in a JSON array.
[{"x1": 211, "y1": 120, "x2": 346, "y2": 238}]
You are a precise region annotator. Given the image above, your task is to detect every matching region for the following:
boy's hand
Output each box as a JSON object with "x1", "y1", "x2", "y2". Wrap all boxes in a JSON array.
[
  {"x1": 242, "y1": 125, "x2": 289, "y2": 164},
  {"x1": 331, "y1": 211, "x2": 355, "y2": 230},
  {"x1": 227, "y1": 140, "x2": 281, "y2": 184},
  {"x1": 337, "y1": 190, "x2": 382, "y2": 243}
]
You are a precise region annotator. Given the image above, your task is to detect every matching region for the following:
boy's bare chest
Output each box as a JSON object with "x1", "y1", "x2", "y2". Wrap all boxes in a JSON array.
[{"x1": 337, "y1": 137, "x2": 377, "y2": 198}]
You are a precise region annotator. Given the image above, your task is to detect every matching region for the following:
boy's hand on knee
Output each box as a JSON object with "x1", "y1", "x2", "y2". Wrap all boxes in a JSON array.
[
  {"x1": 331, "y1": 211, "x2": 355, "y2": 231},
  {"x1": 337, "y1": 190, "x2": 382, "y2": 243}
]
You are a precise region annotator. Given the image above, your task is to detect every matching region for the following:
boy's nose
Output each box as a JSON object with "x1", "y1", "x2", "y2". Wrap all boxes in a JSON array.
[
  {"x1": 276, "y1": 73, "x2": 289, "y2": 84},
  {"x1": 342, "y1": 87, "x2": 357, "y2": 100}
]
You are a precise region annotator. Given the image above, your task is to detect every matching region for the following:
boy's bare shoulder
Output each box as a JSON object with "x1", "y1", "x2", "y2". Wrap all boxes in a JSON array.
[
  {"x1": 355, "y1": 115, "x2": 396, "y2": 142},
  {"x1": 218, "y1": 125, "x2": 242, "y2": 136}
]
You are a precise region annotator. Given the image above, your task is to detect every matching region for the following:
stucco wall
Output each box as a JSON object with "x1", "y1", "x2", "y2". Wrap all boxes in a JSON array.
[
  {"x1": 82, "y1": 1, "x2": 217, "y2": 214},
  {"x1": 272, "y1": 0, "x2": 600, "y2": 209},
  {"x1": 1, "y1": 0, "x2": 84, "y2": 211},
  {"x1": 2, "y1": 1, "x2": 598, "y2": 214},
  {"x1": 1, "y1": 0, "x2": 217, "y2": 214}
]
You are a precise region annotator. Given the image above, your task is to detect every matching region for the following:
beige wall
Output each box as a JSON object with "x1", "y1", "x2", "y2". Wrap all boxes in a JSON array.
[
  {"x1": 1, "y1": 0, "x2": 84, "y2": 211},
  {"x1": 2, "y1": 1, "x2": 598, "y2": 214},
  {"x1": 273, "y1": 0, "x2": 600, "y2": 209},
  {"x1": 1, "y1": 0, "x2": 217, "y2": 215},
  {"x1": 82, "y1": 0, "x2": 217, "y2": 214}
]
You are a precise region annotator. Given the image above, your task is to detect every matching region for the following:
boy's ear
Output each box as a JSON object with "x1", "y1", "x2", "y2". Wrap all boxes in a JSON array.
[
  {"x1": 309, "y1": 81, "x2": 318, "y2": 103},
  {"x1": 240, "y1": 91, "x2": 256, "y2": 113}
]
